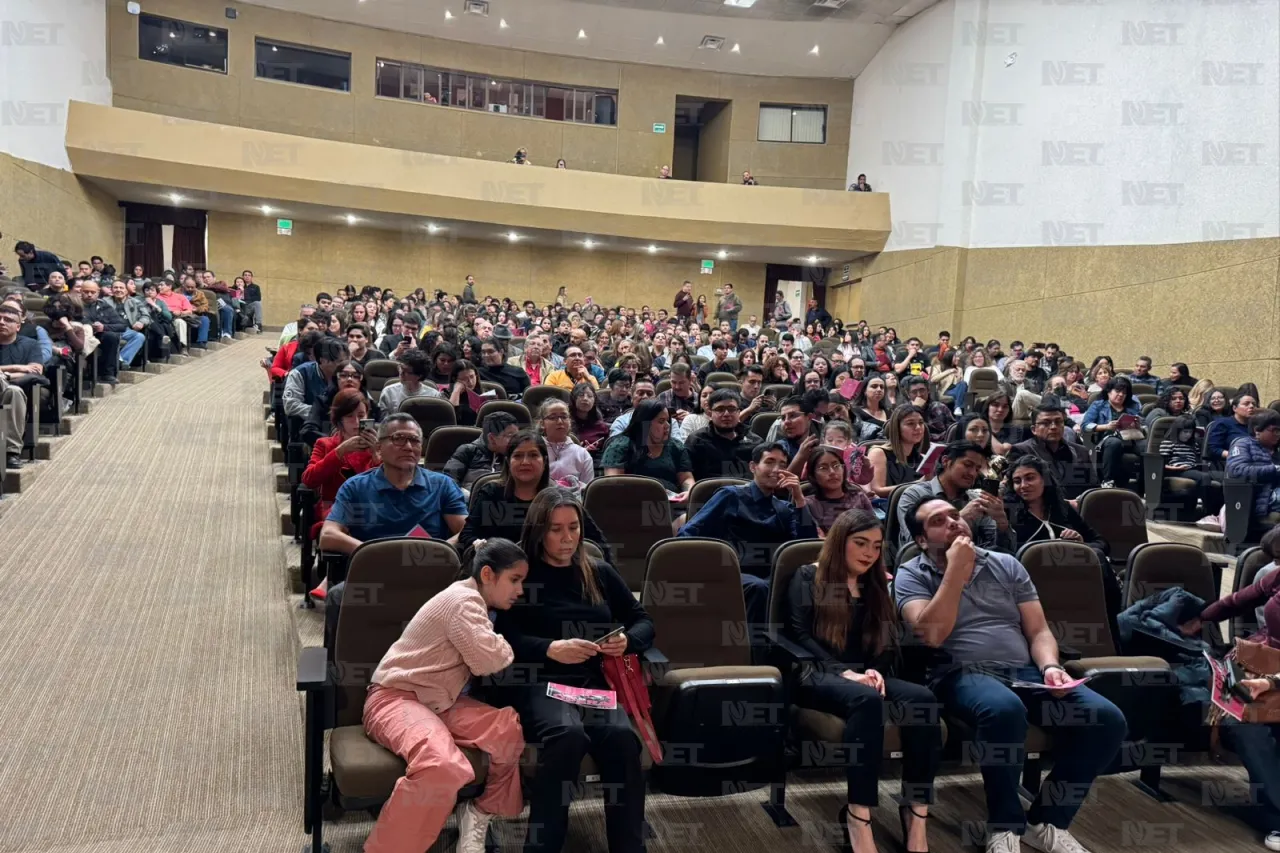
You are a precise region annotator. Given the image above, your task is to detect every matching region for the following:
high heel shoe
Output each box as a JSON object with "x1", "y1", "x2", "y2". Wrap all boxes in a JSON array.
[
  {"x1": 898, "y1": 804, "x2": 930, "y2": 853},
  {"x1": 837, "y1": 806, "x2": 875, "y2": 853}
]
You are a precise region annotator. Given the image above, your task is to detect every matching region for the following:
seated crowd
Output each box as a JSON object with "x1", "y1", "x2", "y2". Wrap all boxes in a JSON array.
[{"x1": 267, "y1": 277, "x2": 1280, "y2": 853}]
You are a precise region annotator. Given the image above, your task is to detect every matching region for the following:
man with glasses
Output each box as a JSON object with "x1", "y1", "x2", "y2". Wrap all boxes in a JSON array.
[
  {"x1": 609, "y1": 376, "x2": 688, "y2": 444},
  {"x1": 0, "y1": 302, "x2": 44, "y2": 469},
  {"x1": 544, "y1": 345, "x2": 598, "y2": 390},
  {"x1": 686, "y1": 388, "x2": 762, "y2": 480},
  {"x1": 476, "y1": 336, "x2": 529, "y2": 399},
  {"x1": 378, "y1": 350, "x2": 443, "y2": 414},
  {"x1": 319, "y1": 413, "x2": 469, "y2": 644},
  {"x1": 1009, "y1": 403, "x2": 1097, "y2": 499},
  {"x1": 597, "y1": 368, "x2": 633, "y2": 424}
]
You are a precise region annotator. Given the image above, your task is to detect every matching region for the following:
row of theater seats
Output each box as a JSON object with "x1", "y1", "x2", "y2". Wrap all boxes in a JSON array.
[{"x1": 293, "y1": 509, "x2": 1255, "y2": 853}]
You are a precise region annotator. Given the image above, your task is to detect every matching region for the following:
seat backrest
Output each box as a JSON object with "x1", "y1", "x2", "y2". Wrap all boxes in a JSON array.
[
  {"x1": 655, "y1": 379, "x2": 672, "y2": 396},
  {"x1": 642, "y1": 537, "x2": 749, "y2": 668},
  {"x1": 478, "y1": 381, "x2": 508, "y2": 399},
  {"x1": 765, "y1": 539, "x2": 825, "y2": 632},
  {"x1": 333, "y1": 539, "x2": 462, "y2": 726},
  {"x1": 1146, "y1": 416, "x2": 1176, "y2": 452},
  {"x1": 750, "y1": 411, "x2": 780, "y2": 440},
  {"x1": 1131, "y1": 383, "x2": 1156, "y2": 396},
  {"x1": 583, "y1": 475, "x2": 672, "y2": 590},
  {"x1": 398, "y1": 396, "x2": 457, "y2": 442},
  {"x1": 765, "y1": 383, "x2": 794, "y2": 400},
  {"x1": 968, "y1": 368, "x2": 1000, "y2": 393},
  {"x1": 1079, "y1": 488, "x2": 1148, "y2": 567},
  {"x1": 1217, "y1": 385, "x2": 1239, "y2": 402},
  {"x1": 468, "y1": 472, "x2": 503, "y2": 513},
  {"x1": 520, "y1": 384, "x2": 569, "y2": 414},
  {"x1": 1124, "y1": 541, "x2": 1218, "y2": 607},
  {"x1": 687, "y1": 477, "x2": 748, "y2": 519},
  {"x1": 476, "y1": 399, "x2": 531, "y2": 426},
  {"x1": 723, "y1": 358, "x2": 740, "y2": 374},
  {"x1": 363, "y1": 359, "x2": 401, "y2": 400},
  {"x1": 1232, "y1": 545, "x2": 1272, "y2": 638},
  {"x1": 691, "y1": 355, "x2": 710, "y2": 368},
  {"x1": 424, "y1": 426, "x2": 481, "y2": 471},
  {"x1": 705, "y1": 371, "x2": 737, "y2": 385},
  {"x1": 882, "y1": 482, "x2": 915, "y2": 572},
  {"x1": 1136, "y1": 394, "x2": 1158, "y2": 406},
  {"x1": 22, "y1": 295, "x2": 44, "y2": 315},
  {"x1": 714, "y1": 381, "x2": 743, "y2": 394},
  {"x1": 1019, "y1": 540, "x2": 1117, "y2": 657}
]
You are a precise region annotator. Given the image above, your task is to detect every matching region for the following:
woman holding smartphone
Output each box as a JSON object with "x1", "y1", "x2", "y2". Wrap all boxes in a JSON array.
[
  {"x1": 493, "y1": 489, "x2": 654, "y2": 853},
  {"x1": 362, "y1": 538, "x2": 529, "y2": 853}
]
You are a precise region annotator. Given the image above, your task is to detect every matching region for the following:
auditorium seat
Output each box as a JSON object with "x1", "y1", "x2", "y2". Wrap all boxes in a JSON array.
[
  {"x1": 1229, "y1": 545, "x2": 1271, "y2": 639},
  {"x1": 475, "y1": 399, "x2": 530, "y2": 426},
  {"x1": 584, "y1": 475, "x2": 671, "y2": 590},
  {"x1": 362, "y1": 359, "x2": 400, "y2": 405},
  {"x1": 398, "y1": 396, "x2": 456, "y2": 441},
  {"x1": 1079, "y1": 488, "x2": 1148, "y2": 576},
  {"x1": 520, "y1": 384, "x2": 569, "y2": 413},
  {"x1": 423, "y1": 425, "x2": 480, "y2": 472},
  {"x1": 686, "y1": 477, "x2": 747, "y2": 519}
]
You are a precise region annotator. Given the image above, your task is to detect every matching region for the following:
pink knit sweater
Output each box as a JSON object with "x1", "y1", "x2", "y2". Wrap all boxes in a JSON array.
[{"x1": 371, "y1": 578, "x2": 514, "y2": 713}]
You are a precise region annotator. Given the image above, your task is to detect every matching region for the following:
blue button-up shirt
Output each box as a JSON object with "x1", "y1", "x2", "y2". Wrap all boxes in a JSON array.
[
  {"x1": 679, "y1": 481, "x2": 816, "y2": 577},
  {"x1": 328, "y1": 465, "x2": 468, "y2": 541}
]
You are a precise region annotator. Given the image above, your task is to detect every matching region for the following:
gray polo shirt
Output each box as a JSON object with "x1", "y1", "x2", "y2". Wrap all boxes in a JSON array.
[{"x1": 894, "y1": 548, "x2": 1037, "y2": 666}]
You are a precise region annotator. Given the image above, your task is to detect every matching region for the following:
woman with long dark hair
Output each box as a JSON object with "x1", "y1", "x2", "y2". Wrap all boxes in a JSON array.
[
  {"x1": 785, "y1": 509, "x2": 942, "y2": 853},
  {"x1": 806, "y1": 447, "x2": 874, "y2": 534},
  {"x1": 600, "y1": 399, "x2": 694, "y2": 496},
  {"x1": 493, "y1": 488, "x2": 654, "y2": 853},
  {"x1": 853, "y1": 374, "x2": 892, "y2": 439},
  {"x1": 569, "y1": 381, "x2": 610, "y2": 452},
  {"x1": 866, "y1": 405, "x2": 929, "y2": 499}
]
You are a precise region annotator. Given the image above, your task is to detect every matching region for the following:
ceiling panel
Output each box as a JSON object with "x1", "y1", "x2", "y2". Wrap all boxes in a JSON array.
[{"x1": 235, "y1": 0, "x2": 938, "y2": 78}]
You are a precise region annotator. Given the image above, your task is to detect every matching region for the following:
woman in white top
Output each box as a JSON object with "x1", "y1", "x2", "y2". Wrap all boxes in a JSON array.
[
  {"x1": 537, "y1": 398, "x2": 595, "y2": 488},
  {"x1": 961, "y1": 348, "x2": 992, "y2": 384}
]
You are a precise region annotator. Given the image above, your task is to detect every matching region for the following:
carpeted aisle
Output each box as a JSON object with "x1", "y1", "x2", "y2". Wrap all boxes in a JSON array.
[
  {"x1": 0, "y1": 339, "x2": 1260, "y2": 853},
  {"x1": 0, "y1": 340, "x2": 304, "y2": 853}
]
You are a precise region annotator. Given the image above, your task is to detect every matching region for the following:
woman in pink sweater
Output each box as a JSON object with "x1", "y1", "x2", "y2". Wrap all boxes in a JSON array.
[{"x1": 362, "y1": 539, "x2": 529, "y2": 853}]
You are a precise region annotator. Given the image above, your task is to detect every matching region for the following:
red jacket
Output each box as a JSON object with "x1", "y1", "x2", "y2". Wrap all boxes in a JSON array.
[
  {"x1": 270, "y1": 340, "x2": 298, "y2": 382},
  {"x1": 301, "y1": 434, "x2": 378, "y2": 523}
]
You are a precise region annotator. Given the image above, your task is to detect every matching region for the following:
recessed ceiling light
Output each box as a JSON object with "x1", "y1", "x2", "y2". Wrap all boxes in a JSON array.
[
  {"x1": 507, "y1": 231, "x2": 520, "y2": 242},
  {"x1": 425, "y1": 223, "x2": 441, "y2": 233},
  {"x1": 499, "y1": 18, "x2": 509, "y2": 28},
  {"x1": 444, "y1": 9, "x2": 454, "y2": 19},
  {"x1": 577, "y1": 29, "x2": 587, "y2": 39},
  {"x1": 260, "y1": 204, "x2": 272, "y2": 215},
  {"x1": 809, "y1": 45, "x2": 820, "y2": 55},
  {"x1": 723, "y1": 0, "x2": 758, "y2": 7},
  {"x1": 271, "y1": 45, "x2": 278, "y2": 52},
  {"x1": 168, "y1": 31, "x2": 176, "y2": 38},
  {"x1": 807, "y1": 255, "x2": 820, "y2": 264},
  {"x1": 655, "y1": 35, "x2": 665, "y2": 46},
  {"x1": 717, "y1": 250, "x2": 728, "y2": 259},
  {"x1": 346, "y1": 214, "x2": 358, "y2": 225},
  {"x1": 583, "y1": 239, "x2": 595, "y2": 249},
  {"x1": 168, "y1": 192, "x2": 182, "y2": 204},
  {"x1": 731, "y1": 43, "x2": 741, "y2": 53},
  {"x1": 647, "y1": 245, "x2": 659, "y2": 254}
]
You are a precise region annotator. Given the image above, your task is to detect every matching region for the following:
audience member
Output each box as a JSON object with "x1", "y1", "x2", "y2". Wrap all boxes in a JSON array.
[
  {"x1": 601, "y1": 399, "x2": 693, "y2": 495},
  {"x1": 0, "y1": 301, "x2": 42, "y2": 469},
  {"x1": 867, "y1": 405, "x2": 931, "y2": 500},
  {"x1": 684, "y1": 388, "x2": 761, "y2": 480},
  {"x1": 1008, "y1": 403, "x2": 1096, "y2": 499},
  {"x1": 283, "y1": 337, "x2": 345, "y2": 420},
  {"x1": 1226, "y1": 409, "x2": 1280, "y2": 529},
  {"x1": 805, "y1": 446, "x2": 874, "y2": 533},
  {"x1": 444, "y1": 411, "x2": 519, "y2": 489},
  {"x1": 477, "y1": 337, "x2": 530, "y2": 399},
  {"x1": 536, "y1": 399, "x2": 595, "y2": 488},
  {"x1": 379, "y1": 350, "x2": 445, "y2": 413},
  {"x1": 1208, "y1": 393, "x2": 1258, "y2": 463},
  {"x1": 896, "y1": 440, "x2": 1011, "y2": 556}
]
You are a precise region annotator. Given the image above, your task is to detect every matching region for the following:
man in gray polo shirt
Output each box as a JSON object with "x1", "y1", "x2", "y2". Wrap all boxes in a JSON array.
[
  {"x1": 895, "y1": 440, "x2": 1014, "y2": 557},
  {"x1": 895, "y1": 498, "x2": 1126, "y2": 853}
]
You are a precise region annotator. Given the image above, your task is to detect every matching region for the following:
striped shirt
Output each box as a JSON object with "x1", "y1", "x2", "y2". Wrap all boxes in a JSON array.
[{"x1": 1159, "y1": 438, "x2": 1200, "y2": 469}]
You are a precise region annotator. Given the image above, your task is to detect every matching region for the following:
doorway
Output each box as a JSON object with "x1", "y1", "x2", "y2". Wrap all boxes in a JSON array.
[{"x1": 672, "y1": 96, "x2": 732, "y2": 182}]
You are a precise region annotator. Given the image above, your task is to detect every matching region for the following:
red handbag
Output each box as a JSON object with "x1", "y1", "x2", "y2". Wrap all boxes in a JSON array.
[{"x1": 602, "y1": 653, "x2": 663, "y2": 764}]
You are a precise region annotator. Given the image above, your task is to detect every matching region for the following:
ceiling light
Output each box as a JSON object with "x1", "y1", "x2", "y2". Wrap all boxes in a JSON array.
[
  {"x1": 578, "y1": 29, "x2": 587, "y2": 39},
  {"x1": 168, "y1": 32, "x2": 176, "y2": 38},
  {"x1": 723, "y1": 0, "x2": 758, "y2": 6},
  {"x1": 583, "y1": 239, "x2": 595, "y2": 249},
  {"x1": 464, "y1": 0, "x2": 489, "y2": 15},
  {"x1": 731, "y1": 43, "x2": 741, "y2": 53},
  {"x1": 271, "y1": 45, "x2": 278, "y2": 52},
  {"x1": 260, "y1": 204, "x2": 272, "y2": 215},
  {"x1": 717, "y1": 250, "x2": 728, "y2": 259},
  {"x1": 807, "y1": 255, "x2": 820, "y2": 264},
  {"x1": 655, "y1": 35, "x2": 665, "y2": 46},
  {"x1": 499, "y1": 18, "x2": 509, "y2": 29},
  {"x1": 647, "y1": 245, "x2": 659, "y2": 254},
  {"x1": 168, "y1": 192, "x2": 182, "y2": 204},
  {"x1": 346, "y1": 214, "x2": 358, "y2": 225},
  {"x1": 444, "y1": 9, "x2": 454, "y2": 19},
  {"x1": 809, "y1": 45, "x2": 820, "y2": 55},
  {"x1": 507, "y1": 231, "x2": 520, "y2": 242},
  {"x1": 426, "y1": 223, "x2": 440, "y2": 234}
]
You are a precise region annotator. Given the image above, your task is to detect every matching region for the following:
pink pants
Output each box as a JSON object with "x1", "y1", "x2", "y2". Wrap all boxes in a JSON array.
[{"x1": 362, "y1": 685, "x2": 525, "y2": 853}]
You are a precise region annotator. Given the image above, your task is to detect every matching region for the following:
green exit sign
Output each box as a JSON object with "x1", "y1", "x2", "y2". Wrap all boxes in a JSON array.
[
  {"x1": 652, "y1": 122, "x2": 667, "y2": 134},
  {"x1": 700, "y1": 259, "x2": 715, "y2": 275},
  {"x1": 276, "y1": 218, "x2": 293, "y2": 235}
]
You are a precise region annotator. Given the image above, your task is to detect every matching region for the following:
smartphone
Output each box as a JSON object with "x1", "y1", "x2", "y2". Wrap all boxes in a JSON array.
[
  {"x1": 667, "y1": 406, "x2": 678, "y2": 421},
  {"x1": 358, "y1": 419, "x2": 375, "y2": 432},
  {"x1": 596, "y1": 625, "x2": 626, "y2": 646},
  {"x1": 979, "y1": 477, "x2": 1000, "y2": 497},
  {"x1": 402, "y1": 334, "x2": 413, "y2": 344}
]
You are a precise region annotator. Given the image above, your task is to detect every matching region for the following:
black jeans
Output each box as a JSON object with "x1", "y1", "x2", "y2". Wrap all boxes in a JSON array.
[
  {"x1": 1097, "y1": 436, "x2": 1134, "y2": 487},
  {"x1": 1177, "y1": 468, "x2": 1224, "y2": 516},
  {"x1": 508, "y1": 684, "x2": 646, "y2": 853},
  {"x1": 95, "y1": 331, "x2": 120, "y2": 378},
  {"x1": 796, "y1": 671, "x2": 942, "y2": 806}
]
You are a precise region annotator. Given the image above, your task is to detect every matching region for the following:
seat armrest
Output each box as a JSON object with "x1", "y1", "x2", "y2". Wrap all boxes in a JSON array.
[
  {"x1": 1057, "y1": 644, "x2": 1083, "y2": 662},
  {"x1": 1141, "y1": 452, "x2": 1164, "y2": 509},
  {"x1": 297, "y1": 645, "x2": 330, "y2": 691},
  {"x1": 642, "y1": 646, "x2": 670, "y2": 680},
  {"x1": 769, "y1": 632, "x2": 815, "y2": 664}
]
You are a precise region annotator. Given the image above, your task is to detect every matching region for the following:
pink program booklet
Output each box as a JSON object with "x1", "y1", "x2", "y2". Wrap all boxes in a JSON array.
[
  {"x1": 406, "y1": 525, "x2": 432, "y2": 539},
  {"x1": 547, "y1": 682, "x2": 617, "y2": 710}
]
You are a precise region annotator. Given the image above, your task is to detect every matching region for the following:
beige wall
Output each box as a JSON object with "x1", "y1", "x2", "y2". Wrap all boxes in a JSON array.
[
  {"x1": 829, "y1": 239, "x2": 1280, "y2": 398},
  {"x1": 0, "y1": 153, "x2": 124, "y2": 271},
  {"x1": 697, "y1": 103, "x2": 732, "y2": 185},
  {"x1": 209, "y1": 211, "x2": 766, "y2": 326},
  {"x1": 106, "y1": 0, "x2": 851, "y2": 189}
]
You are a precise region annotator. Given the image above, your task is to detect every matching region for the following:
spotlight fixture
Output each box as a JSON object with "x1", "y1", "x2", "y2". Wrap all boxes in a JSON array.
[
  {"x1": 168, "y1": 192, "x2": 183, "y2": 204},
  {"x1": 809, "y1": 45, "x2": 820, "y2": 55},
  {"x1": 731, "y1": 43, "x2": 741, "y2": 53},
  {"x1": 346, "y1": 214, "x2": 358, "y2": 225},
  {"x1": 444, "y1": 9, "x2": 454, "y2": 19},
  {"x1": 499, "y1": 18, "x2": 509, "y2": 29},
  {"x1": 807, "y1": 254, "x2": 820, "y2": 264},
  {"x1": 583, "y1": 239, "x2": 595, "y2": 249},
  {"x1": 260, "y1": 204, "x2": 272, "y2": 215},
  {"x1": 655, "y1": 35, "x2": 665, "y2": 46},
  {"x1": 507, "y1": 231, "x2": 520, "y2": 242},
  {"x1": 647, "y1": 245, "x2": 659, "y2": 254},
  {"x1": 717, "y1": 250, "x2": 728, "y2": 259},
  {"x1": 578, "y1": 29, "x2": 587, "y2": 39},
  {"x1": 425, "y1": 223, "x2": 440, "y2": 234}
]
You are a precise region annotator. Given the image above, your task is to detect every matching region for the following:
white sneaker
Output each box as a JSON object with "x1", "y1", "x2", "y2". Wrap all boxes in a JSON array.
[
  {"x1": 1024, "y1": 823, "x2": 1091, "y2": 853},
  {"x1": 1100, "y1": 480, "x2": 1115, "y2": 489},
  {"x1": 456, "y1": 800, "x2": 493, "y2": 853},
  {"x1": 986, "y1": 830, "x2": 1020, "y2": 853},
  {"x1": 1266, "y1": 831, "x2": 1280, "y2": 851}
]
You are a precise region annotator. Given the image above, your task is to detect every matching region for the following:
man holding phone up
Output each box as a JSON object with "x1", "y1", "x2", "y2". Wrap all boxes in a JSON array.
[{"x1": 896, "y1": 441, "x2": 1013, "y2": 557}]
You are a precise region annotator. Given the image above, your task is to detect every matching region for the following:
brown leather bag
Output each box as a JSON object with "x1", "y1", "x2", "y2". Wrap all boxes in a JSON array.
[{"x1": 1233, "y1": 639, "x2": 1280, "y2": 724}]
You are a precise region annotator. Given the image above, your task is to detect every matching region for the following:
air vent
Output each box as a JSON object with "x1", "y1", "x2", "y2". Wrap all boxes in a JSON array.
[
  {"x1": 463, "y1": 0, "x2": 489, "y2": 16},
  {"x1": 812, "y1": 0, "x2": 849, "y2": 8},
  {"x1": 699, "y1": 35, "x2": 726, "y2": 50}
]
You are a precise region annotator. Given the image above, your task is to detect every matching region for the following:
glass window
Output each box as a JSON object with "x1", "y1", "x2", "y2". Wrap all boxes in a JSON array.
[
  {"x1": 545, "y1": 87, "x2": 569, "y2": 121},
  {"x1": 375, "y1": 61, "x2": 401, "y2": 98},
  {"x1": 423, "y1": 70, "x2": 442, "y2": 104},
  {"x1": 468, "y1": 76, "x2": 487, "y2": 110},
  {"x1": 402, "y1": 65, "x2": 423, "y2": 102},
  {"x1": 255, "y1": 39, "x2": 351, "y2": 92},
  {"x1": 138, "y1": 14, "x2": 228, "y2": 74},
  {"x1": 489, "y1": 80, "x2": 514, "y2": 114},
  {"x1": 530, "y1": 85, "x2": 547, "y2": 118},
  {"x1": 594, "y1": 94, "x2": 617, "y2": 126},
  {"x1": 758, "y1": 104, "x2": 827, "y2": 144}
]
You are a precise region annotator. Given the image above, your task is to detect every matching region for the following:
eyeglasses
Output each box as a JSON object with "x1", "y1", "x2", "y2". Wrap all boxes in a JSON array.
[
  {"x1": 711, "y1": 406, "x2": 740, "y2": 415},
  {"x1": 544, "y1": 413, "x2": 570, "y2": 421},
  {"x1": 815, "y1": 462, "x2": 843, "y2": 474},
  {"x1": 1035, "y1": 419, "x2": 1065, "y2": 428},
  {"x1": 383, "y1": 434, "x2": 422, "y2": 447},
  {"x1": 337, "y1": 371, "x2": 361, "y2": 378}
]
